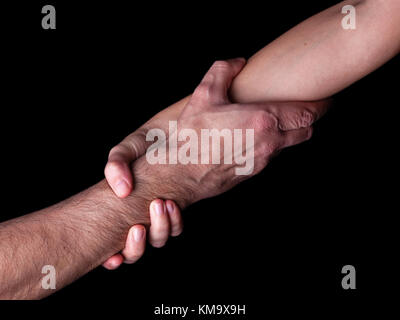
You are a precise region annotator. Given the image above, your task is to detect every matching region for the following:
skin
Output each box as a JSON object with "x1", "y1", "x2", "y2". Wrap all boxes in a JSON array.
[
  {"x1": 1, "y1": 0, "x2": 399, "y2": 298},
  {"x1": 105, "y1": 0, "x2": 400, "y2": 267},
  {"x1": 102, "y1": 199, "x2": 183, "y2": 270},
  {"x1": 0, "y1": 60, "x2": 315, "y2": 299}
]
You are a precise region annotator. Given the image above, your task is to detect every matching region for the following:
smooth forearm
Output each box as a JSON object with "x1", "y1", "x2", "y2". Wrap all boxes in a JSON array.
[
  {"x1": 146, "y1": 0, "x2": 399, "y2": 124},
  {"x1": 231, "y1": 0, "x2": 400, "y2": 102}
]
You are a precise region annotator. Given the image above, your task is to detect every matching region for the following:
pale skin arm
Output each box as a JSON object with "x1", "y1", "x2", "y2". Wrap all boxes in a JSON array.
[
  {"x1": 231, "y1": 0, "x2": 400, "y2": 102},
  {"x1": 120, "y1": 0, "x2": 400, "y2": 129}
]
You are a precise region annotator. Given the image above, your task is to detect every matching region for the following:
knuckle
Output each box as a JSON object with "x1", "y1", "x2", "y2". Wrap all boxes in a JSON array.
[
  {"x1": 108, "y1": 144, "x2": 129, "y2": 158},
  {"x1": 297, "y1": 109, "x2": 317, "y2": 128},
  {"x1": 193, "y1": 81, "x2": 211, "y2": 102},
  {"x1": 252, "y1": 110, "x2": 277, "y2": 131},
  {"x1": 108, "y1": 145, "x2": 120, "y2": 158},
  {"x1": 211, "y1": 60, "x2": 230, "y2": 70}
]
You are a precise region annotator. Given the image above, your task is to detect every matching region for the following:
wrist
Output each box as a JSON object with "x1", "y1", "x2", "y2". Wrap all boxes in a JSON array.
[{"x1": 130, "y1": 156, "x2": 197, "y2": 210}]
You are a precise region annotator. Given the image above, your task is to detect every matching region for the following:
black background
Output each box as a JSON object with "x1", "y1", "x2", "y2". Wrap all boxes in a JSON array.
[{"x1": 1, "y1": 0, "x2": 398, "y2": 316}]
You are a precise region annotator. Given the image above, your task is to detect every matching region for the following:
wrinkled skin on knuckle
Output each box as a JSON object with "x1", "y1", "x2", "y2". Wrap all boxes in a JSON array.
[
  {"x1": 108, "y1": 145, "x2": 121, "y2": 158},
  {"x1": 292, "y1": 109, "x2": 317, "y2": 129},
  {"x1": 211, "y1": 60, "x2": 230, "y2": 70},
  {"x1": 135, "y1": 126, "x2": 150, "y2": 140},
  {"x1": 301, "y1": 109, "x2": 317, "y2": 127}
]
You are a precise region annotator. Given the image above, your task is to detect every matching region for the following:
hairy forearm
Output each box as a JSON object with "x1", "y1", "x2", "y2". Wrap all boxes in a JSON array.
[
  {"x1": 0, "y1": 160, "x2": 189, "y2": 299},
  {"x1": 146, "y1": 0, "x2": 399, "y2": 124},
  {"x1": 0, "y1": 180, "x2": 134, "y2": 299}
]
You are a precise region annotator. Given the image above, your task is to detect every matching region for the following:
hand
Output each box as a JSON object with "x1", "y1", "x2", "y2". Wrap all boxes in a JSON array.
[
  {"x1": 102, "y1": 198, "x2": 183, "y2": 270},
  {"x1": 103, "y1": 93, "x2": 185, "y2": 269},
  {"x1": 139, "y1": 58, "x2": 327, "y2": 206},
  {"x1": 104, "y1": 101, "x2": 184, "y2": 198}
]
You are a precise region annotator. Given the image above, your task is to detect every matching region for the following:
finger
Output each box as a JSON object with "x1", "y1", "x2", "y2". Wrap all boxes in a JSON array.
[
  {"x1": 105, "y1": 143, "x2": 138, "y2": 198},
  {"x1": 149, "y1": 199, "x2": 170, "y2": 248},
  {"x1": 122, "y1": 225, "x2": 146, "y2": 264},
  {"x1": 191, "y1": 58, "x2": 246, "y2": 106},
  {"x1": 279, "y1": 126, "x2": 313, "y2": 150},
  {"x1": 256, "y1": 102, "x2": 318, "y2": 131},
  {"x1": 265, "y1": 98, "x2": 332, "y2": 131},
  {"x1": 102, "y1": 253, "x2": 124, "y2": 270},
  {"x1": 165, "y1": 200, "x2": 183, "y2": 237}
]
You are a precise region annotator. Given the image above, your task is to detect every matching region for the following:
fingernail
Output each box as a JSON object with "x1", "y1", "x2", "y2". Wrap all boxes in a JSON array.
[
  {"x1": 153, "y1": 201, "x2": 164, "y2": 216},
  {"x1": 166, "y1": 201, "x2": 174, "y2": 214},
  {"x1": 115, "y1": 180, "x2": 128, "y2": 197},
  {"x1": 133, "y1": 227, "x2": 144, "y2": 242}
]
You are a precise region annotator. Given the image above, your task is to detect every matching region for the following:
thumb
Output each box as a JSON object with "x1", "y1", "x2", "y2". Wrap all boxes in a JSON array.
[
  {"x1": 191, "y1": 58, "x2": 246, "y2": 106},
  {"x1": 104, "y1": 135, "x2": 146, "y2": 198}
]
